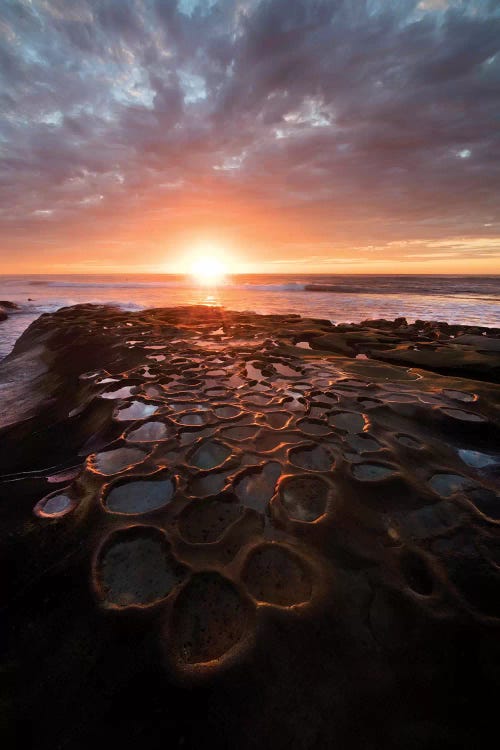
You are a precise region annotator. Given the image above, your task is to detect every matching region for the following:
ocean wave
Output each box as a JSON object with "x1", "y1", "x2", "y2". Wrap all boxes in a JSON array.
[
  {"x1": 41, "y1": 280, "x2": 187, "y2": 289},
  {"x1": 238, "y1": 282, "x2": 306, "y2": 292},
  {"x1": 24, "y1": 278, "x2": 500, "y2": 300},
  {"x1": 37, "y1": 279, "x2": 309, "y2": 292},
  {"x1": 10, "y1": 300, "x2": 147, "y2": 316},
  {"x1": 304, "y1": 284, "x2": 366, "y2": 293},
  {"x1": 38, "y1": 279, "x2": 365, "y2": 294}
]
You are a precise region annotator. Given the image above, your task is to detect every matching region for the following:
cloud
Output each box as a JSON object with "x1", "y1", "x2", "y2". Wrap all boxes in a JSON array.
[{"x1": 0, "y1": 0, "x2": 499, "y2": 269}]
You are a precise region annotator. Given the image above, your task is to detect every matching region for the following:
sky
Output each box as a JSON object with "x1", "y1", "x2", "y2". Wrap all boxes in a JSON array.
[{"x1": 1, "y1": 0, "x2": 500, "y2": 274}]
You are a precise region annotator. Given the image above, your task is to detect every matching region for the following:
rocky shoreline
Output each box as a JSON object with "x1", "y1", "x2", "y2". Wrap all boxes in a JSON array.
[
  {"x1": 2, "y1": 304, "x2": 500, "y2": 749},
  {"x1": 0, "y1": 300, "x2": 18, "y2": 323}
]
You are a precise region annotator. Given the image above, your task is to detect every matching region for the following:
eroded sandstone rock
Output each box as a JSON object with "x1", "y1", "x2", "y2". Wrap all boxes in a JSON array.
[{"x1": 1, "y1": 304, "x2": 499, "y2": 749}]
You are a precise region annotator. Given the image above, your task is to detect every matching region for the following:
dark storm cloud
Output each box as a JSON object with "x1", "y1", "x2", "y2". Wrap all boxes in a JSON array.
[{"x1": 1, "y1": 0, "x2": 500, "y2": 261}]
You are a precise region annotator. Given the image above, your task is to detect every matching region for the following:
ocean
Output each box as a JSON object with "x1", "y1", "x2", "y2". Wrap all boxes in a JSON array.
[{"x1": 1, "y1": 273, "x2": 499, "y2": 360}]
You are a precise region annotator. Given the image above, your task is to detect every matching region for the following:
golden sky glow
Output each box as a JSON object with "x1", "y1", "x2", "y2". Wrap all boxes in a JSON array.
[{"x1": 1, "y1": 0, "x2": 500, "y2": 275}]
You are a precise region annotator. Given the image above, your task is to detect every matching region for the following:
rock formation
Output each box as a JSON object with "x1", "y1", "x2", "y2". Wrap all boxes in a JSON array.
[
  {"x1": 0, "y1": 300, "x2": 18, "y2": 323},
  {"x1": 1, "y1": 304, "x2": 499, "y2": 749}
]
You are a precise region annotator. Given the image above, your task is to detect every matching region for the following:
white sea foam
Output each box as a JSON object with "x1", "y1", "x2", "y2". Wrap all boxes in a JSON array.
[{"x1": 41, "y1": 279, "x2": 307, "y2": 293}]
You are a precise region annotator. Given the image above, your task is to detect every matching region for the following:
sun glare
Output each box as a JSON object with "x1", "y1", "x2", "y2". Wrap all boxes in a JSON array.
[{"x1": 190, "y1": 255, "x2": 227, "y2": 286}]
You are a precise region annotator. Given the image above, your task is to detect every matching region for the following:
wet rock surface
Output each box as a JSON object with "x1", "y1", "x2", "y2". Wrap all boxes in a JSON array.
[
  {"x1": 1, "y1": 304, "x2": 500, "y2": 749},
  {"x1": 0, "y1": 300, "x2": 19, "y2": 323}
]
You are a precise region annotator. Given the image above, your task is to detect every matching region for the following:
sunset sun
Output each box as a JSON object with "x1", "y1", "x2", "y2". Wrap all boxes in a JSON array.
[{"x1": 190, "y1": 255, "x2": 228, "y2": 285}]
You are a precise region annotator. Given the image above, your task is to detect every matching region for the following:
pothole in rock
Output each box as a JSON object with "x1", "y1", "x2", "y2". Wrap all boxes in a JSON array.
[
  {"x1": 329, "y1": 411, "x2": 366, "y2": 433},
  {"x1": 292, "y1": 381, "x2": 309, "y2": 391},
  {"x1": 242, "y1": 544, "x2": 312, "y2": 607},
  {"x1": 398, "y1": 501, "x2": 460, "y2": 540},
  {"x1": 441, "y1": 408, "x2": 486, "y2": 423},
  {"x1": 358, "y1": 398, "x2": 381, "y2": 408},
  {"x1": 383, "y1": 393, "x2": 415, "y2": 403},
  {"x1": 170, "y1": 401, "x2": 206, "y2": 412},
  {"x1": 458, "y1": 449, "x2": 497, "y2": 468},
  {"x1": 396, "y1": 434, "x2": 423, "y2": 449},
  {"x1": 443, "y1": 389, "x2": 476, "y2": 402},
  {"x1": 271, "y1": 362, "x2": 300, "y2": 377},
  {"x1": 214, "y1": 405, "x2": 241, "y2": 419},
  {"x1": 179, "y1": 498, "x2": 243, "y2": 543},
  {"x1": 205, "y1": 386, "x2": 229, "y2": 398},
  {"x1": 245, "y1": 362, "x2": 263, "y2": 380},
  {"x1": 280, "y1": 394, "x2": 306, "y2": 412},
  {"x1": 180, "y1": 377, "x2": 202, "y2": 387},
  {"x1": 351, "y1": 463, "x2": 397, "y2": 481},
  {"x1": 234, "y1": 463, "x2": 281, "y2": 512},
  {"x1": 228, "y1": 373, "x2": 245, "y2": 389},
  {"x1": 95, "y1": 527, "x2": 186, "y2": 607},
  {"x1": 347, "y1": 434, "x2": 382, "y2": 453},
  {"x1": 297, "y1": 418, "x2": 331, "y2": 437},
  {"x1": 312, "y1": 392, "x2": 338, "y2": 405},
  {"x1": 101, "y1": 385, "x2": 137, "y2": 400},
  {"x1": 115, "y1": 401, "x2": 159, "y2": 421},
  {"x1": 289, "y1": 444, "x2": 333, "y2": 472},
  {"x1": 47, "y1": 467, "x2": 81, "y2": 484},
  {"x1": 221, "y1": 425, "x2": 259, "y2": 442},
  {"x1": 189, "y1": 440, "x2": 232, "y2": 470},
  {"x1": 308, "y1": 405, "x2": 328, "y2": 419},
  {"x1": 279, "y1": 475, "x2": 330, "y2": 522},
  {"x1": 264, "y1": 411, "x2": 291, "y2": 429},
  {"x1": 143, "y1": 385, "x2": 165, "y2": 399},
  {"x1": 243, "y1": 394, "x2": 273, "y2": 407},
  {"x1": 179, "y1": 427, "x2": 213, "y2": 446},
  {"x1": 428, "y1": 473, "x2": 474, "y2": 497},
  {"x1": 168, "y1": 572, "x2": 253, "y2": 665},
  {"x1": 179, "y1": 413, "x2": 206, "y2": 426},
  {"x1": 104, "y1": 475, "x2": 175, "y2": 514},
  {"x1": 418, "y1": 394, "x2": 442, "y2": 405},
  {"x1": 34, "y1": 492, "x2": 74, "y2": 518},
  {"x1": 338, "y1": 379, "x2": 369, "y2": 389},
  {"x1": 188, "y1": 472, "x2": 227, "y2": 497},
  {"x1": 126, "y1": 421, "x2": 171, "y2": 442},
  {"x1": 257, "y1": 431, "x2": 303, "y2": 452},
  {"x1": 91, "y1": 447, "x2": 147, "y2": 475}
]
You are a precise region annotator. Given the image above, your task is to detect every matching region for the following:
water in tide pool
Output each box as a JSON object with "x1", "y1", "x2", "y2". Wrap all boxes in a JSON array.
[{"x1": 0, "y1": 274, "x2": 499, "y2": 360}]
